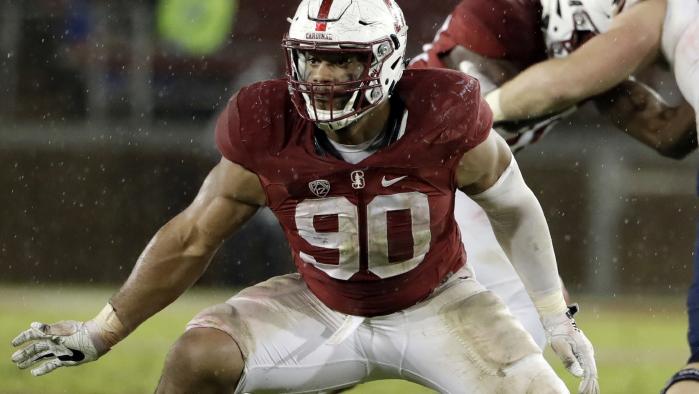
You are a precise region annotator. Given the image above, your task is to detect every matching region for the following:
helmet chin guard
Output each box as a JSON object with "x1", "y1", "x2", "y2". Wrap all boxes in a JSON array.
[
  {"x1": 283, "y1": 0, "x2": 408, "y2": 131},
  {"x1": 306, "y1": 90, "x2": 362, "y2": 132}
]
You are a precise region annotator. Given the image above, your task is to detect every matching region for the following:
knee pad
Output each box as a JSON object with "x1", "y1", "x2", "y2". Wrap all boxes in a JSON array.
[
  {"x1": 503, "y1": 354, "x2": 570, "y2": 394},
  {"x1": 170, "y1": 327, "x2": 244, "y2": 374},
  {"x1": 526, "y1": 369, "x2": 570, "y2": 394},
  {"x1": 440, "y1": 290, "x2": 542, "y2": 375}
]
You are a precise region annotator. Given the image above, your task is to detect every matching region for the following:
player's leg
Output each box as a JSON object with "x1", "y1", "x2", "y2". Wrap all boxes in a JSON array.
[
  {"x1": 166, "y1": 273, "x2": 369, "y2": 394},
  {"x1": 665, "y1": 176, "x2": 699, "y2": 394},
  {"x1": 454, "y1": 191, "x2": 547, "y2": 349},
  {"x1": 664, "y1": 221, "x2": 699, "y2": 393},
  {"x1": 391, "y1": 270, "x2": 568, "y2": 393},
  {"x1": 663, "y1": 15, "x2": 699, "y2": 394},
  {"x1": 156, "y1": 327, "x2": 244, "y2": 394},
  {"x1": 671, "y1": 9, "x2": 699, "y2": 359},
  {"x1": 688, "y1": 209, "x2": 699, "y2": 361}
]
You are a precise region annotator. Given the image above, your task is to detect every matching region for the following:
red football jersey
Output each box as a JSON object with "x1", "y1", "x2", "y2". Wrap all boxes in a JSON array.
[
  {"x1": 411, "y1": 0, "x2": 546, "y2": 70},
  {"x1": 410, "y1": 0, "x2": 567, "y2": 154},
  {"x1": 216, "y1": 69, "x2": 492, "y2": 316}
]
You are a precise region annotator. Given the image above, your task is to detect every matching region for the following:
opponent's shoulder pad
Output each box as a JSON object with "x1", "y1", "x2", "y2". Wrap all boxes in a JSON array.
[
  {"x1": 400, "y1": 69, "x2": 492, "y2": 150},
  {"x1": 215, "y1": 79, "x2": 290, "y2": 172},
  {"x1": 400, "y1": 68, "x2": 481, "y2": 116}
]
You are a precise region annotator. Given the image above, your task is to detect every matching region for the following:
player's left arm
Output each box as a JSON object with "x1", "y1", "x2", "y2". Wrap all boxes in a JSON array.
[
  {"x1": 457, "y1": 132, "x2": 567, "y2": 312},
  {"x1": 457, "y1": 132, "x2": 599, "y2": 394},
  {"x1": 488, "y1": 0, "x2": 665, "y2": 121}
]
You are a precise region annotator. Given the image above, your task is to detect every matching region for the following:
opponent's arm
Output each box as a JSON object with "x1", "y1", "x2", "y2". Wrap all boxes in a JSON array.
[
  {"x1": 488, "y1": 0, "x2": 665, "y2": 121},
  {"x1": 11, "y1": 157, "x2": 264, "y2": 376},
  {"x1": 457, "y1": 132, "x2": 599, "y2": 394},
  {"x1": 594, "y1": 79, "x2": 697, "y2": 159}
]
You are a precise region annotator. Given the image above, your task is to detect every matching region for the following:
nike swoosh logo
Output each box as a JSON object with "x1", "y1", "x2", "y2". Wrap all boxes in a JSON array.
[{"x1": 381, "y1": 176, "x2": 408, "y2": 187}]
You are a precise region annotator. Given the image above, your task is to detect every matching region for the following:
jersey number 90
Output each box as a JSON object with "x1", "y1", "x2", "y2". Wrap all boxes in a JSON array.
[{"x1": 295, "y1": 192, "x2": 431, "y2": 280}]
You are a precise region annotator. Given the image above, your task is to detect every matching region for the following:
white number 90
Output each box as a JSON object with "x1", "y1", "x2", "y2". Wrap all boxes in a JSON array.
[{"x1": 295, "y1": 192, "x2": 431, "y2": 280}]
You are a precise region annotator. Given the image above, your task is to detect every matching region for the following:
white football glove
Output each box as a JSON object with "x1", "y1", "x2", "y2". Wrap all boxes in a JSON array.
[
  {"x1": 11, "y1": 320, "x2": 107, "y2": 376},
  {"x1": 542, "y1": 305, "x2": 600, "y2": 394}
]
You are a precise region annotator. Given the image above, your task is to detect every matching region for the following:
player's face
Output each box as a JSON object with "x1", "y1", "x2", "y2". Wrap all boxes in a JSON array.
[{"x1": 301, "y1": 51, "x2": 368, "y2": 111}]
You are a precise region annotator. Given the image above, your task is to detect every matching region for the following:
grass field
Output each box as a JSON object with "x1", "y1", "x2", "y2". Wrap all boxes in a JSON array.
[{"x1": 0, "y1": 284, "x2": 690, "y2": 394}]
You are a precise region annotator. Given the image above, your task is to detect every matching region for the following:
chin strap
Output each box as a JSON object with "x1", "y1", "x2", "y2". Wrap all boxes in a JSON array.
[{"x1": 660, "y1": 368, "x2": 699, "y2": 393}]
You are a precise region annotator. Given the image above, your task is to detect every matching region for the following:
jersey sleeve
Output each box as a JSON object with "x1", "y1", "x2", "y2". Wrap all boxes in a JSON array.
[
  {"x1": 441, "y1": 71, "x2": 493, "y2": 151},
  {"x1": 470, "y1": 95, "x2": 494, "y2": 149},
  {"x1": 438, "y1": 1, "x2": 508, "y2": 59},
  {"x1": 215, "y1": 93, "x2": 254, "y2": 171},
  {"x1": 398, "y1": 69, "x2": 493, "y2": 156},
  {"x1": 413, "y1": 0, "x2": 547, "y2": 69}
]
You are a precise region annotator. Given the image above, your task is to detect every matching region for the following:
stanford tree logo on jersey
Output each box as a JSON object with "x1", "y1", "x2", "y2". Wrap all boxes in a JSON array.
[{"x1": 351, "y1": 171, "x2": 365, "y2": 189}]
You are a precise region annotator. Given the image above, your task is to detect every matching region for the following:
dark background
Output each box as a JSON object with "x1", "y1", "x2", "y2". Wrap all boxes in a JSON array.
[{"x1": 1, "y1": 0, "x2": 696, "y2": 296}]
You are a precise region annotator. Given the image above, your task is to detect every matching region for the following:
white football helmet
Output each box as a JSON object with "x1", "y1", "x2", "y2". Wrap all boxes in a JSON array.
[
  {"x1": 283, "y1": 0, "x2": 408, "y2": 132},
  {"x1": 541, "y1": 0, "x2": 638, "y2": 58}
]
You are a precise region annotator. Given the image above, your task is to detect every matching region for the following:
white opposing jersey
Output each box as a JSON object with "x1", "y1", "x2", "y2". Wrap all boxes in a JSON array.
[
  {"x1": 662, "y1": 0, "x2": 699, "y2": 66},
  {"x1": 541, "y1": 0, "x2": 640, "y2": 57}
]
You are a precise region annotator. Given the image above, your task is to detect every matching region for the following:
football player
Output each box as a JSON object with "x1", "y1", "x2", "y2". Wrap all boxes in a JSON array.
[
  {"x1": 10, "y1": 1, "x2": 598, "y2": 393},
  {"x1": 413, "y1": 0, "x2": 698, "y2": 393},
  {"x1": 481, "y1": 1, "x2": 699, "y2": 393},
  {"x1": 410, "y1": 0, "x2": 585, "y2": 354}
]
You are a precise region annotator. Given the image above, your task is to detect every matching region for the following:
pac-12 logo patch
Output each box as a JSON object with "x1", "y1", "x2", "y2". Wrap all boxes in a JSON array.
[
  {"x1": 351, "y1": 170, "x2": 365, "y2": 189},
  {"x1": 309, "y1": 180, "x2": 331, "y2": 198}
]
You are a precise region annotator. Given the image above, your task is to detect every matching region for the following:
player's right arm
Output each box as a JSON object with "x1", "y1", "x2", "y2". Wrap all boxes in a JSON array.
[
  {"x1": 11, "y1": 156, "x2": 264, "y2": 376},
  {"x1": 489, "y1": 0, "x2": 665, "y2": 121},
  {"x1": 109, "y1": 158, "x2": 263, "y2": 329}
]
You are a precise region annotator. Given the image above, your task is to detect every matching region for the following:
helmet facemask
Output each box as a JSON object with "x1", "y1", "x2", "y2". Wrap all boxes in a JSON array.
[
  {"x1": 541, "y1": 0, "x2": 617, "y2": 58},
  {"x1": 283, "y1": 36, "x2": 399, "y2": 132}
]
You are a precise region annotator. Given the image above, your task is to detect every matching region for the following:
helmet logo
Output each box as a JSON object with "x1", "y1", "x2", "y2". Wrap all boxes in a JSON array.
[
  {"x1": 377, "y1": 43, "x2": 391, "y2": 57},
  {"x1": 351, "y1": 170, "x2": 365, "y2": 189},
  {"x1": 309, "y1": 179, "x2": 331, "y2": 198}
]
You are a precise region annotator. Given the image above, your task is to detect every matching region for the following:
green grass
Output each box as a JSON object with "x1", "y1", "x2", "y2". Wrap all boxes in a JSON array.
[{"x1": 0, "y1": 285, "x2": 690, "y2": 394}]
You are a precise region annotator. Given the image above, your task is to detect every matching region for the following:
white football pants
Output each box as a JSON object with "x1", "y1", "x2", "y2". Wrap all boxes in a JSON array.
[{"x1": 187, "y1": 268, "x2": 567, "y2": 393}]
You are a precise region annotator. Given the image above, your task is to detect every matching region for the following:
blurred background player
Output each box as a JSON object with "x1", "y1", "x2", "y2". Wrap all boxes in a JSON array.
[
  {"x1": 483, "y1": 1, "x2": 699, "y2": 392},
  {"x1": 412, "y1": 0, "x2": 698, "y2": 392},
  {"x1": 10, "y1": 0, "x2": 598, "y2": 393}
]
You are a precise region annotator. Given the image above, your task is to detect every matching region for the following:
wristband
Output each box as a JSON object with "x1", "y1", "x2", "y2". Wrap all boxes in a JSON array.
[
  {"x1": 532, "y1": 291, "x2": 568, "y2": 317},
  {"x1": 90, "y1": 303, "x2": 130, "y2": 349}
]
